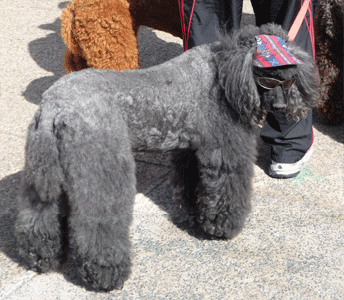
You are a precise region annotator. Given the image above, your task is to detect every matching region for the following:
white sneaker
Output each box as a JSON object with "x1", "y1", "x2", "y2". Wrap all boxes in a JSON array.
[{"x1": 269, "y1": 144, "x2": 314, "y2": 178}]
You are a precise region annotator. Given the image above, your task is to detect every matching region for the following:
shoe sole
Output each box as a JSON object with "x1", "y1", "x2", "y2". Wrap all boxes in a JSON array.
[{"x1": 269, "y1": 145, "x2": 314, "y2": 179}]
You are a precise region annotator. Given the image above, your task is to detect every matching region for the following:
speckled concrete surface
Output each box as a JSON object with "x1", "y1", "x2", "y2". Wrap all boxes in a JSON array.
[{"x1": 0, "y1": 0, "x2": 343, "y2": 299}]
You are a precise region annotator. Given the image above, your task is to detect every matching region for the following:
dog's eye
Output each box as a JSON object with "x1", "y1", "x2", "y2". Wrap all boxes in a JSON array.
[
  {"x1": 257, "y1": 78, "x2": 280, "y2": 89},
  {"x1": 282, "y1": 78, "x2": 297, "y2": 90},
  {"x1": 257, "y1": 77, "x2": 297, "y2": 90}
]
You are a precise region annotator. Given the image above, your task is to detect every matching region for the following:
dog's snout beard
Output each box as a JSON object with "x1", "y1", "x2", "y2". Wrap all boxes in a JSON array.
[{"x1": 263, "y1": 86, "x2": 288, "y2": 113}]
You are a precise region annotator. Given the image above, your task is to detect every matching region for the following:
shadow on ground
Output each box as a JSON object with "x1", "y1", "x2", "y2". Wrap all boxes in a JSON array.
[
  {"x1": 312, "y1": 109, "x2": 344, "y2": 144},
  {"x1": 23, "y1": 1, "x2": 70, "y2": 104},
  {"x1": 22, "y1": 16, "x2": 65, "y2": 105}
]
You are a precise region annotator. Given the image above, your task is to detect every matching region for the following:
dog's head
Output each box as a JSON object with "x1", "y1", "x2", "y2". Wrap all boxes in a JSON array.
[{"x1": 215, "y1": 24, "x2": 319, "y2": 127}]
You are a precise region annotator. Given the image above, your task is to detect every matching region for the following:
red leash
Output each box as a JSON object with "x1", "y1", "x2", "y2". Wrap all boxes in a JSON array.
[
  {"x1": 178, "y1": 0, "x2": 197, "y2": 52},
  {"x1": 288, "y1": 0, "x2": 315, "y2": 59}
]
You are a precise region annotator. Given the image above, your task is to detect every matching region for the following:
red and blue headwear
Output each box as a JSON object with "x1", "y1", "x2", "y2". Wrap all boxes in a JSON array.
[{"x1": 253, "y1": 35, "x2": 303, "y2": 68}]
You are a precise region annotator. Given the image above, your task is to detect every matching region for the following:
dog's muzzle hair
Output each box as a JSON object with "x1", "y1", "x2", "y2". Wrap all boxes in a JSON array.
[{"x1": 215, "y1": 23, "x2": 319, "y2": 126}]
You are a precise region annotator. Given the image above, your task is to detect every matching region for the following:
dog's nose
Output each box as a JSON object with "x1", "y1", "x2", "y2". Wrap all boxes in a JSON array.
[{"x1": 272, "y1": 103, "x2": 287, "y2": 112}]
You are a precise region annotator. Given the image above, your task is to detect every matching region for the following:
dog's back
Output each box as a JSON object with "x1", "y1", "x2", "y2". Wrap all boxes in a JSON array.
[{"x1": 41, "y1": 43, "x2": 225, "y2": 153}]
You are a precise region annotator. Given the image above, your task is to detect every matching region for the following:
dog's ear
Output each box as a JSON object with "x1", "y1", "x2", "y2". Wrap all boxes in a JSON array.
[
  {"x1": 287, "y1": 44, "x2": 320, "y2": 112},
  {"x1": 215, "y1": 46, "x2": 262, "y2": 127}
]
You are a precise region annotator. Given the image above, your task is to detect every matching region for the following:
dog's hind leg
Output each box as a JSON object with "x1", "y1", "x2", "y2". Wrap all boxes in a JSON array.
[
  {"x1": 170, "y1": 150, "x2": 200, "y2": 215},
  {"x1": 59, "y1": 118, "x2": 136, "y2": 291},
  {"x1": 195, "y1": 145, "x2": 255, "y2": 239}
]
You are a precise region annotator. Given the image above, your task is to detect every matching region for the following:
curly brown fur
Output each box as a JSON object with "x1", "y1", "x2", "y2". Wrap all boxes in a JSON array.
[
  {"x1": 15, "y1": 24, "x2": 318, "y2": 291},
  {"x1": 315, "y1": 0, "x2": 344, "y2": 124},
  {"x1": 61, "y1": 0, "x2": 181, "y2": 73}
]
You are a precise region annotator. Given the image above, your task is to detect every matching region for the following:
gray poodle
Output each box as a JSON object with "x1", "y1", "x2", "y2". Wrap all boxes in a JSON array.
[{"x1": 15, "y1": 24, "x2": 318, "y2": 291}]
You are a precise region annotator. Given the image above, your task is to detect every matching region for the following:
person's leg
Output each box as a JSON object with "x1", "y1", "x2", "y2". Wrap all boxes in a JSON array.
[
  {"x1": 261, "y1": 113, "x2": 314, "y2": 163},
  {"x1": 251, "y1": 0, "x2": 318, "y2": 177},
  {"x1": 182, "y1": 0, "x2": 243, "y2": 49}
]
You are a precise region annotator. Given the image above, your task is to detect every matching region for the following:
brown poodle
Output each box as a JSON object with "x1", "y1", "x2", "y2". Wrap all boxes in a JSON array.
[
  {"x1": 315, "y1": 0, "x2": 344, "y2": 125},
  {"x1": 61, "y1": 0, "x2": 181, "y2": 73}
]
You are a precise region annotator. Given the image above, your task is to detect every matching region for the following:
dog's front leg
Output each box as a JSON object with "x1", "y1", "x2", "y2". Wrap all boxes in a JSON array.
[
  {"x1": 195, "y1": 147, "x2": 253, "y2": 239},
  {"x1": 170, "y1": 150, "x2": 200, "y2": 215}
]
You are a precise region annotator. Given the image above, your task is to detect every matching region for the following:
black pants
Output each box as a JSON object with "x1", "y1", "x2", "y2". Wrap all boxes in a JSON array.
[{"x1": 182, "y1": 0, "x2": 317, "y2": 163}]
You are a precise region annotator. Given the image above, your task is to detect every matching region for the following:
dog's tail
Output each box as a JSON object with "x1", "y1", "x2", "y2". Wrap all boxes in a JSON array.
[{"x1": 22, "y1": 105, "x2": 65, "y2": 203}]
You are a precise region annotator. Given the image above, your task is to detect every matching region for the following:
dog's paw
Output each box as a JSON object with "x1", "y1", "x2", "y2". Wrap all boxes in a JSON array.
[
  {"x1": 26, "y1": 251, "x2": 62, "y2": 273},
  {"x1": 16, "y1": 233, "x2": 63, "y2": 272},
  {"x1": 17, "y1": 244, "x2": 62, "y2": 273},
  {"x1": 79, "y1": 259, "x2": 131, "y2": 291},
  {"x1": 198, "y1": 213, "x2": 246, "y2": 239},
  {"x1": 15, "y1": 213, "x2": 64, "y2": 272}
]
